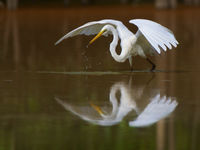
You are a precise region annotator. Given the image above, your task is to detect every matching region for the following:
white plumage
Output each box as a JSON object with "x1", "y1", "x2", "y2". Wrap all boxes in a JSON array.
[
  {"x1": 55, "y1": 19, "x2": 179, "y2": 70},
  {"x1": 129, "y1": 19, "x2": 178, "y2": 54},
  {"x1": 129, "y1": 94, "x2": 178, "y2": 127},
  {"x1": 55, "y1": 20, "x2": 118, "y2": 45}
]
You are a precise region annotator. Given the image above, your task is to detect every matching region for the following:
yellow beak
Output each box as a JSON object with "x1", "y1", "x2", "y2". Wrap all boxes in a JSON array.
[
  {"x1": 89, "y1": 29, "x2": 106, "y2": 45},
  {"x1": 90, "y1": 103, "x2": 104, "y2": 115}
]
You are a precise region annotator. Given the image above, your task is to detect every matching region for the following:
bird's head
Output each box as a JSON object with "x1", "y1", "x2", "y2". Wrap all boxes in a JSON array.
[{"x1": 88, "y1": 25, "x2": 113, "y2": 45}]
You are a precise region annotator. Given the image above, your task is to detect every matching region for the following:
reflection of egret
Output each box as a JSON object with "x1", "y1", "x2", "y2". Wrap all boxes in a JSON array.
[
  {"x1": 129, "y1": 94, "x2": 178, "y2": 127},
  {"x1": 55, "y1": 80, "x2": 178, "y2": 127},
  {"x1": 55, "y1": 19, "x2": 178, "y2": 70},
  {"x1": 56, "y1": 82, "x2": 139, "y2": 126},
  {"x1": 90, "y1": 82, "x2": 139, "y2": 126}
]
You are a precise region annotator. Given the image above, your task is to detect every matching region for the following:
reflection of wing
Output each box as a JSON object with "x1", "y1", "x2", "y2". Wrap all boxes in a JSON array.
[
  {"x1": 129, "y1": 94, "x2": 178, "y2": 127},
  {"x1": 55, "y1": 19, "x2": 121, "y2": 45},
  {"x1": 129, "y1": 19, "x2": 178, "y2": 54},
  {"x1": 55, "y1": 97, "x2": 119, "y2": 126},
  {"x1": 55, "y1": 97, "x2": 102, "y2": 119}
]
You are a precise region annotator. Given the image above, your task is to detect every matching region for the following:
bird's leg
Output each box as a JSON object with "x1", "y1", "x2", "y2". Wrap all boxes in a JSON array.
[
  {"x1": 146, "y1": 58, "x2": 156, "y2": 71},
  {"x1": 128, "y1": 57, "x2": 134, "y2": 71}
]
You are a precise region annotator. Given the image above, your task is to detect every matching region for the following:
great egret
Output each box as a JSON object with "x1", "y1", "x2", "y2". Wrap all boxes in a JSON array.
[{"x1": 55, "y1": 19, "x2": 179, "y2": 70}]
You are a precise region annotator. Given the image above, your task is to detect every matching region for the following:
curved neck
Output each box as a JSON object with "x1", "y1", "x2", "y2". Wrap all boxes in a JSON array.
[{"x1": 109, "y1": 27, "x2": 128, "y2": 62}]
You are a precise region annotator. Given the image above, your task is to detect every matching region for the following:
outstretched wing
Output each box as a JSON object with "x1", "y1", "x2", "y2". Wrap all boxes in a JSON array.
[
  {"x1": 129, "y1": 94, "x2": 178, "y2": 127},
  {"x1": 55, "y1": 19, "x2": 120, "y2": 45},
  {"x1": 129, "y1": 19, "x2": 179, "y2": 54}
]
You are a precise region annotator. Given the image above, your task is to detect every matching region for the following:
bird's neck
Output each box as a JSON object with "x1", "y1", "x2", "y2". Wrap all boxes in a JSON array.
[{"x1": 109, "y1": 28, "x2": 129, "y2": 62}]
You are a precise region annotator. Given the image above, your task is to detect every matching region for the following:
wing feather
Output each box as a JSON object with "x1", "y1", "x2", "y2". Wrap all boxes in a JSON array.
[
  {"x1": 129, "y1": 19, "x2": 179, "y2": 54},
  {"x1": 55, "y1": 20, "x2": 119, "y2": 45},
  {"x1": 129, "y1": 94, "x2": 178, "y2": 127}
]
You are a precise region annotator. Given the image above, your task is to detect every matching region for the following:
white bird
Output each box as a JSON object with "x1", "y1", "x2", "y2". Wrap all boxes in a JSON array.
[{"x1": 55, "y1": 19, "x2": 179, "y2": 71}]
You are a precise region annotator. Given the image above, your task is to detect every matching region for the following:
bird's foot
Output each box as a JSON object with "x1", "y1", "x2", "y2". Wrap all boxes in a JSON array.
[
  {"x1": 130, "y1": 66, "x2": 134, "y2": 72},
  {"x1": 150, "y1": 64, "x2": 156, "y2": 72},
  {"x1": 146, "y1": 58, "x2": 156, "y2": 72}
]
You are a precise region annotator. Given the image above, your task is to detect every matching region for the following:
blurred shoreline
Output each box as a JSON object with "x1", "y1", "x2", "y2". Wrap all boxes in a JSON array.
[{"x1": 0, "y1": 4, "x2": 200, "y2": 13}]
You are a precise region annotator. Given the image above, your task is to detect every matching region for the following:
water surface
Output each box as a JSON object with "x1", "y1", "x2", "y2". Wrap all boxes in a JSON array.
[{"x1": 0, "y1": 5, "x2": 200, "y2": 150}]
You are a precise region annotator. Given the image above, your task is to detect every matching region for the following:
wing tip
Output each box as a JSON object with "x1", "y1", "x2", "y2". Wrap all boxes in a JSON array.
[
  {"x1": 54, "y1": 38, "x2": 64, "y2": 45},
  {"x1": 54, "y1": 41, "x2": 59, "y2": 45},
  {"x1": 176, "y1": 40, "x2": 179, "y2": 45}
]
